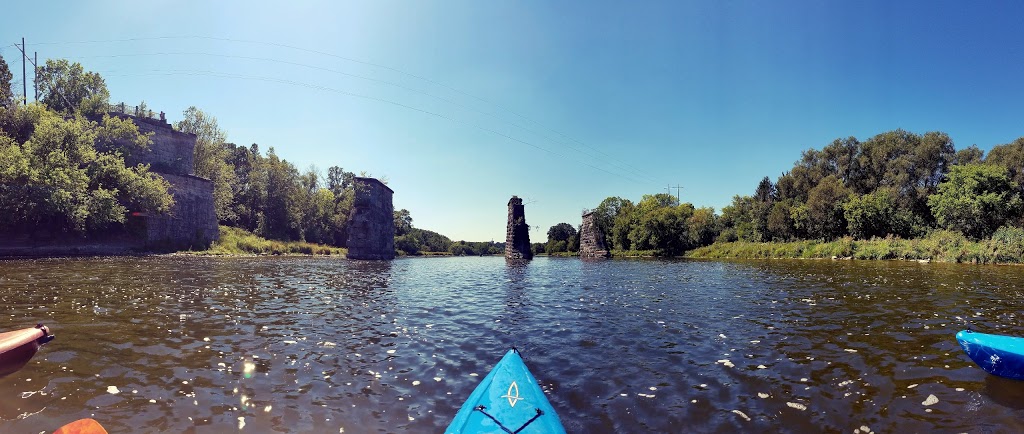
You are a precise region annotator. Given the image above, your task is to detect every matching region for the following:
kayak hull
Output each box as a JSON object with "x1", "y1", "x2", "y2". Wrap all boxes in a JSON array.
[
  {"x1": 446, "y1": 349, "x2": 566, "y2": 434},
  {"x1": 0, "y1": 325, "x2": 53, "y2": 378},
  {"x1": 956, "y1": 330, "x2": 1024, "y2": 381}
]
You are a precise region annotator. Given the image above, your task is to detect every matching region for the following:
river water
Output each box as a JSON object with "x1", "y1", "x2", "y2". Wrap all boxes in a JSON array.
[{"x1": 1, "y1": 256, "x2": 1023, "y2": 433}]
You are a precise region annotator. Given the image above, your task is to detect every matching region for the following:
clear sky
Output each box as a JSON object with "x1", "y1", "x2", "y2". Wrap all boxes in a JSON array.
[{"x1": 3, "y1": 1, "x2": 1023, "y2": 242}]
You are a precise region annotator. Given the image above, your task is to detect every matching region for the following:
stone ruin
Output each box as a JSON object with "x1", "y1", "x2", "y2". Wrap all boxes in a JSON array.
[
  {"x1": 505, "y1": 196, "x2": 533, "y2": 260},
  {"x1": 114, "y1": 113, "x2": 219, "y2": 250},
  {"x1": 346, "y1": 177, "x2": 395, "y2": 260},
  {"x1": 579, "y1": 211, "x2": 610, "y2": 258}
]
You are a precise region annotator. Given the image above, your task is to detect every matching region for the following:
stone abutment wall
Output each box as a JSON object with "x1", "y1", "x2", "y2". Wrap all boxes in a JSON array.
[
  {"x1": 145, "y1": 173, "x2": 219, "y2": 249},
  {"x1": 105, "y1": 112, "x2": 196, "y2": 175},
  {"x1": 0, "y1": 112, "x2": 219, "y2": 255},
  {"x1": 116, "y1": 113, "x2": 217, "y2": 249},
  {"x1": 505, "y1": 196, "x2": 533, "y2": 260},
  {"x1": 579, "y1": 211, "x2": 610, "y2": 258},
  {"x1": 346, "y1": 177, "x2": 395, "y2": 260}
]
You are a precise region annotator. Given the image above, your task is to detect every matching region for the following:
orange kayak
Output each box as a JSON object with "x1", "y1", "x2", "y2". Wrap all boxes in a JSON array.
[
  {"x1": 0, "y1": 324, "x2": 54, "y2": 378},
  {"x1": 54, "y1": 418, "x2": 108, "y2": 434}
]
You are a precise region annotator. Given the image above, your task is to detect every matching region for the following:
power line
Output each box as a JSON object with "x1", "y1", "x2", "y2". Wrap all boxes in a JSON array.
[
  {"x1": 70, "y1": 50, "x2": 663, "y2": 184},
  {"x1": 32, "y1": 35, "x2": 665, "y2": 184},
  {"x1": 96, "y1": 68, "x2": 651, "y2": 184}
]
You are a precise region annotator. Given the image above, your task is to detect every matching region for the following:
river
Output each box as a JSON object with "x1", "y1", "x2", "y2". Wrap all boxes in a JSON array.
[{"x1": 1, "y1": 256, "x2": 1023, "y2": 433}]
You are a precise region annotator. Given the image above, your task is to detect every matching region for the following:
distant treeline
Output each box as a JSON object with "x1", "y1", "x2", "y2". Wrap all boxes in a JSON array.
[
  {"x1": 9, "y1": 56, "x2": 1024, "y2": 260},
  {"x1": 573, "y1": 130, "x2": 1024, "y2": 257}
]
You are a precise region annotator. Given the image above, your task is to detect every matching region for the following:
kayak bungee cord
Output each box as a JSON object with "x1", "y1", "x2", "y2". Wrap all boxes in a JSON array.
[{"x1": 473, "y1": 406, "x2": 544, "y2": 434}]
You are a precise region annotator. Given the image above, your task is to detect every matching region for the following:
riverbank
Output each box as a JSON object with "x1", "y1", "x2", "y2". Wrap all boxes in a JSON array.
[
  {"x1": 189, "y1": 226, "x2": 347, "y2": 256},
  {"x1": 687, "y1": 227, "x2": 1024, "y2": 264}
]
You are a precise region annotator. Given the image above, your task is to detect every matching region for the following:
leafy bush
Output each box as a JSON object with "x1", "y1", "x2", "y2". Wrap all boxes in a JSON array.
[{"x1": 204, "y1": 226, "x2": 345, "y2": 255}]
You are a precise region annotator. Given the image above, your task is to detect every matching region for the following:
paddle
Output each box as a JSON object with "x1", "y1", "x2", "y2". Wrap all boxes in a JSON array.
[{"x1": 53, "y1": 418, "x2": 108, "y2": 434}]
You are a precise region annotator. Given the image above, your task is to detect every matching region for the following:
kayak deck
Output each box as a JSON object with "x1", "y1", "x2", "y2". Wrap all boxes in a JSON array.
[
  {"x1": 956, "y1": 330, "x2": 1024, "y2": 380},
  {"x1": 446, "y1": 349, "x2": 565, "y2": 434},
  {"x1": 0, "y1": 324, "x2": 54, "y2": 378}
]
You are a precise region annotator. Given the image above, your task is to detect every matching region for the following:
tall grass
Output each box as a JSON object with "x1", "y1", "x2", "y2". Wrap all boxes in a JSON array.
[
  {"x1": 195, "y1": 226, "x2": 347, "y2": 256},
  {"x1": 609, "y1": 249, "x2": 659, "y2": 258},
  {"x1": 687, "y1": 227, "x2": 1024, "y2": 264}
]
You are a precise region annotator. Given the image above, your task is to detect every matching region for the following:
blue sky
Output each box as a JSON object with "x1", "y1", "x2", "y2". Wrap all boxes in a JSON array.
[{"x1": 3, "y1": 1, "x2": 1023, "y2": 242}]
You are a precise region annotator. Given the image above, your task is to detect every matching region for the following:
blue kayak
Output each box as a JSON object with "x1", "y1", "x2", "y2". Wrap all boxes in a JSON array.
[
  {"x1": 956, "y1": 330, "x2": 1024, "y2": 380},
  {"x1": 446, "y1": 349, "x2": 566, "y2": 434}
]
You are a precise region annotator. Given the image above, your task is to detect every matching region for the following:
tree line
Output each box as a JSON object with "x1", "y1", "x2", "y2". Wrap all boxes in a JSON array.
[
  {"x1": 8, "y1": 56, "x2": 1023, "y2": 255},
  {"x1": 576, "y1": 130, "x2": 1024, "y2": 257},
  {"x1": 720, "y1": 130, "x2": 1024, "y2": 243}
]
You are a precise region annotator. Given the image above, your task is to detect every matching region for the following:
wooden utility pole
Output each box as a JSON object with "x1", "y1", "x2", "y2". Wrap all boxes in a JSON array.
[
  {"x1": 672, "y1": 184, "x2": 684, "y2": 203},
  {"x1": 19, "y1": 38, "x2": 26, "y2": 105},
  {"x1": 14, "y1": 38, "x2": 39, "y2": 104}
]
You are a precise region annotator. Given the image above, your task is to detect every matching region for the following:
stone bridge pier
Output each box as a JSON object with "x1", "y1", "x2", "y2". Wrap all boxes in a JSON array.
[
  {"x1": 505, "y1": 196, "x2": 532, "y2": 260},
  {"x1": 346, "y1": 177, "x2": 395, "y2": 260},
  {"x1": 579, "y1": 211, "x2": 610, "y2": 258}
]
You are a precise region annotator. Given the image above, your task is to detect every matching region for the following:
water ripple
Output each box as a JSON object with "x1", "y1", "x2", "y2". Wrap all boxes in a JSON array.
[{"x1": 1, "y1": 256, "x2": 1023, "y2": 432}]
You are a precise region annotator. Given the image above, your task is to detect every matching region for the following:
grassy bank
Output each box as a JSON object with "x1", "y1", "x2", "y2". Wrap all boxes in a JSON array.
[
  {"x1": 609, "y1": 249, "x2": 658, "y2": 258},
  {"x1": 687, "y1": 228, "x2": 1024, "y2": 264},
  {"x1": 542, "y1": 251, "x2": 579, "y2": 257},
  {"x1": 194, "y1": 226, "x2": 347, "y2": 256}
]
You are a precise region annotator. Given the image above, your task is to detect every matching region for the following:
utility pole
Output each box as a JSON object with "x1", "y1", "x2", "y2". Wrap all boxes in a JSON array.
[
  {"x1": 14, "y1": 38, "x2": 39, "y2": 105},
  {"x1": 672, "y1": 184, "x2": 684, "y2": 203},
  {"x1": 19, "y1": 38, "x2": 26, "y2": 106}
]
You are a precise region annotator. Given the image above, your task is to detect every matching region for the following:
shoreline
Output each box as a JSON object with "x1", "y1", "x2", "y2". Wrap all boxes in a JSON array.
[{"x1": 685, "y1": 233, "x2": 1024, "y2": 265}]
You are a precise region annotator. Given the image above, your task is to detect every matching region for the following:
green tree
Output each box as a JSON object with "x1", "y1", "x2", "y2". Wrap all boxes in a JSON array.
[
  {"x1": 0, "y1": 106, "x2": 171, "y2": 234},
  {"x1": 175, "y1": 107, "x2": 237, "y2": 223},
  {"x1": 609, "y1": 199, "x2": 636, "y2": 250},
  {"x1": 592, "y1": 197, "x2": 625, "y2": 241},
  {"x1": 774, "y1": 130, "x2": 953, "y2": 231},
  {"x1": 953, "y1": 145, "x2": 984, "y2": 166},
  {"x1": 855, "y1": 130, "x2": 953, "y2": 219},
  {"x1": 260, "y1": 147, "x2": 302, "y2": 240},
  {"x1": 687, "y1": 206, "x2": 718, "y2": 247},
  {"x1": 720, "y1": 195, "x2": 762, "y2": 242},
  {"x1": 394, "y1": 209, "x2": 413, "y2": 236},
  {"x1": 985, "y1": 137, "x2": 1024, "y2": 190},
  {"x1": 843, "y1": 188, "x2": 921, "y2": 239},
  {"x1": 397, "y1": 227, "x2": 452, "y2": 254},
  {"x1": 0, "y1": 54, "x2": 13, "y2": 107},
  {"x1": 628, "y1": 195, "x2": 694, "y2": 256},
  {"x1": 327, "y1": 166, "x2": 354, "y2": 196},
  {"x1": 395, "y1": 234, "x2": 420, "y2": 255},
  {"x1": 928, "y1": 164, "x2": 1022, "y2": 240},
  {"x1": 225, "y1": 143, "x2": 267, "y2": 232},
  {"x1": 789, "y1": 202, "x2": 810, "y2": 239},
  {"x1": 805, "y1": 175, "x2": 851, "y2": 240},
  {"x1": 36, "y1": 59, "x2": 110, "y2": 115},
  {"x1": 546, "y1": 222, "x2": 576, "y2": 243},
  {"x1": 754, "y1": 176, "x2": 775, "y2": 203},
  {"x1": 766, "y1": 200, "x2": 795, "y2": 241},
  {"x1": 546, "y1": 222, "x2": 577, "y2": 253},
  {"x1": 567, "y1": 227, "x2": 580, "y2": 252}
]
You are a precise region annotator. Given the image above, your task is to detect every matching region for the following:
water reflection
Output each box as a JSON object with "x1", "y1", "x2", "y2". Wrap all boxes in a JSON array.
[
  {"x1": 983, "y1": 374, "x2": 1024, "y2": 410},
  {"x1": 502, "y1": 260, "x2": 529, "y2": 329}
]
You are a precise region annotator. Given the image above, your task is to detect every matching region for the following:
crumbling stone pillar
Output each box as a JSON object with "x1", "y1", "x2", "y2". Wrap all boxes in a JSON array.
[
  {"x1": 505, "y1": 196, "x2": 533, "y2": 260},
  {"x1": 346, "y1": 177, "x2": 395, "y2": 260},
  {"x1": 579, "y1": 211, "x2": 610, "y2": 258}
]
